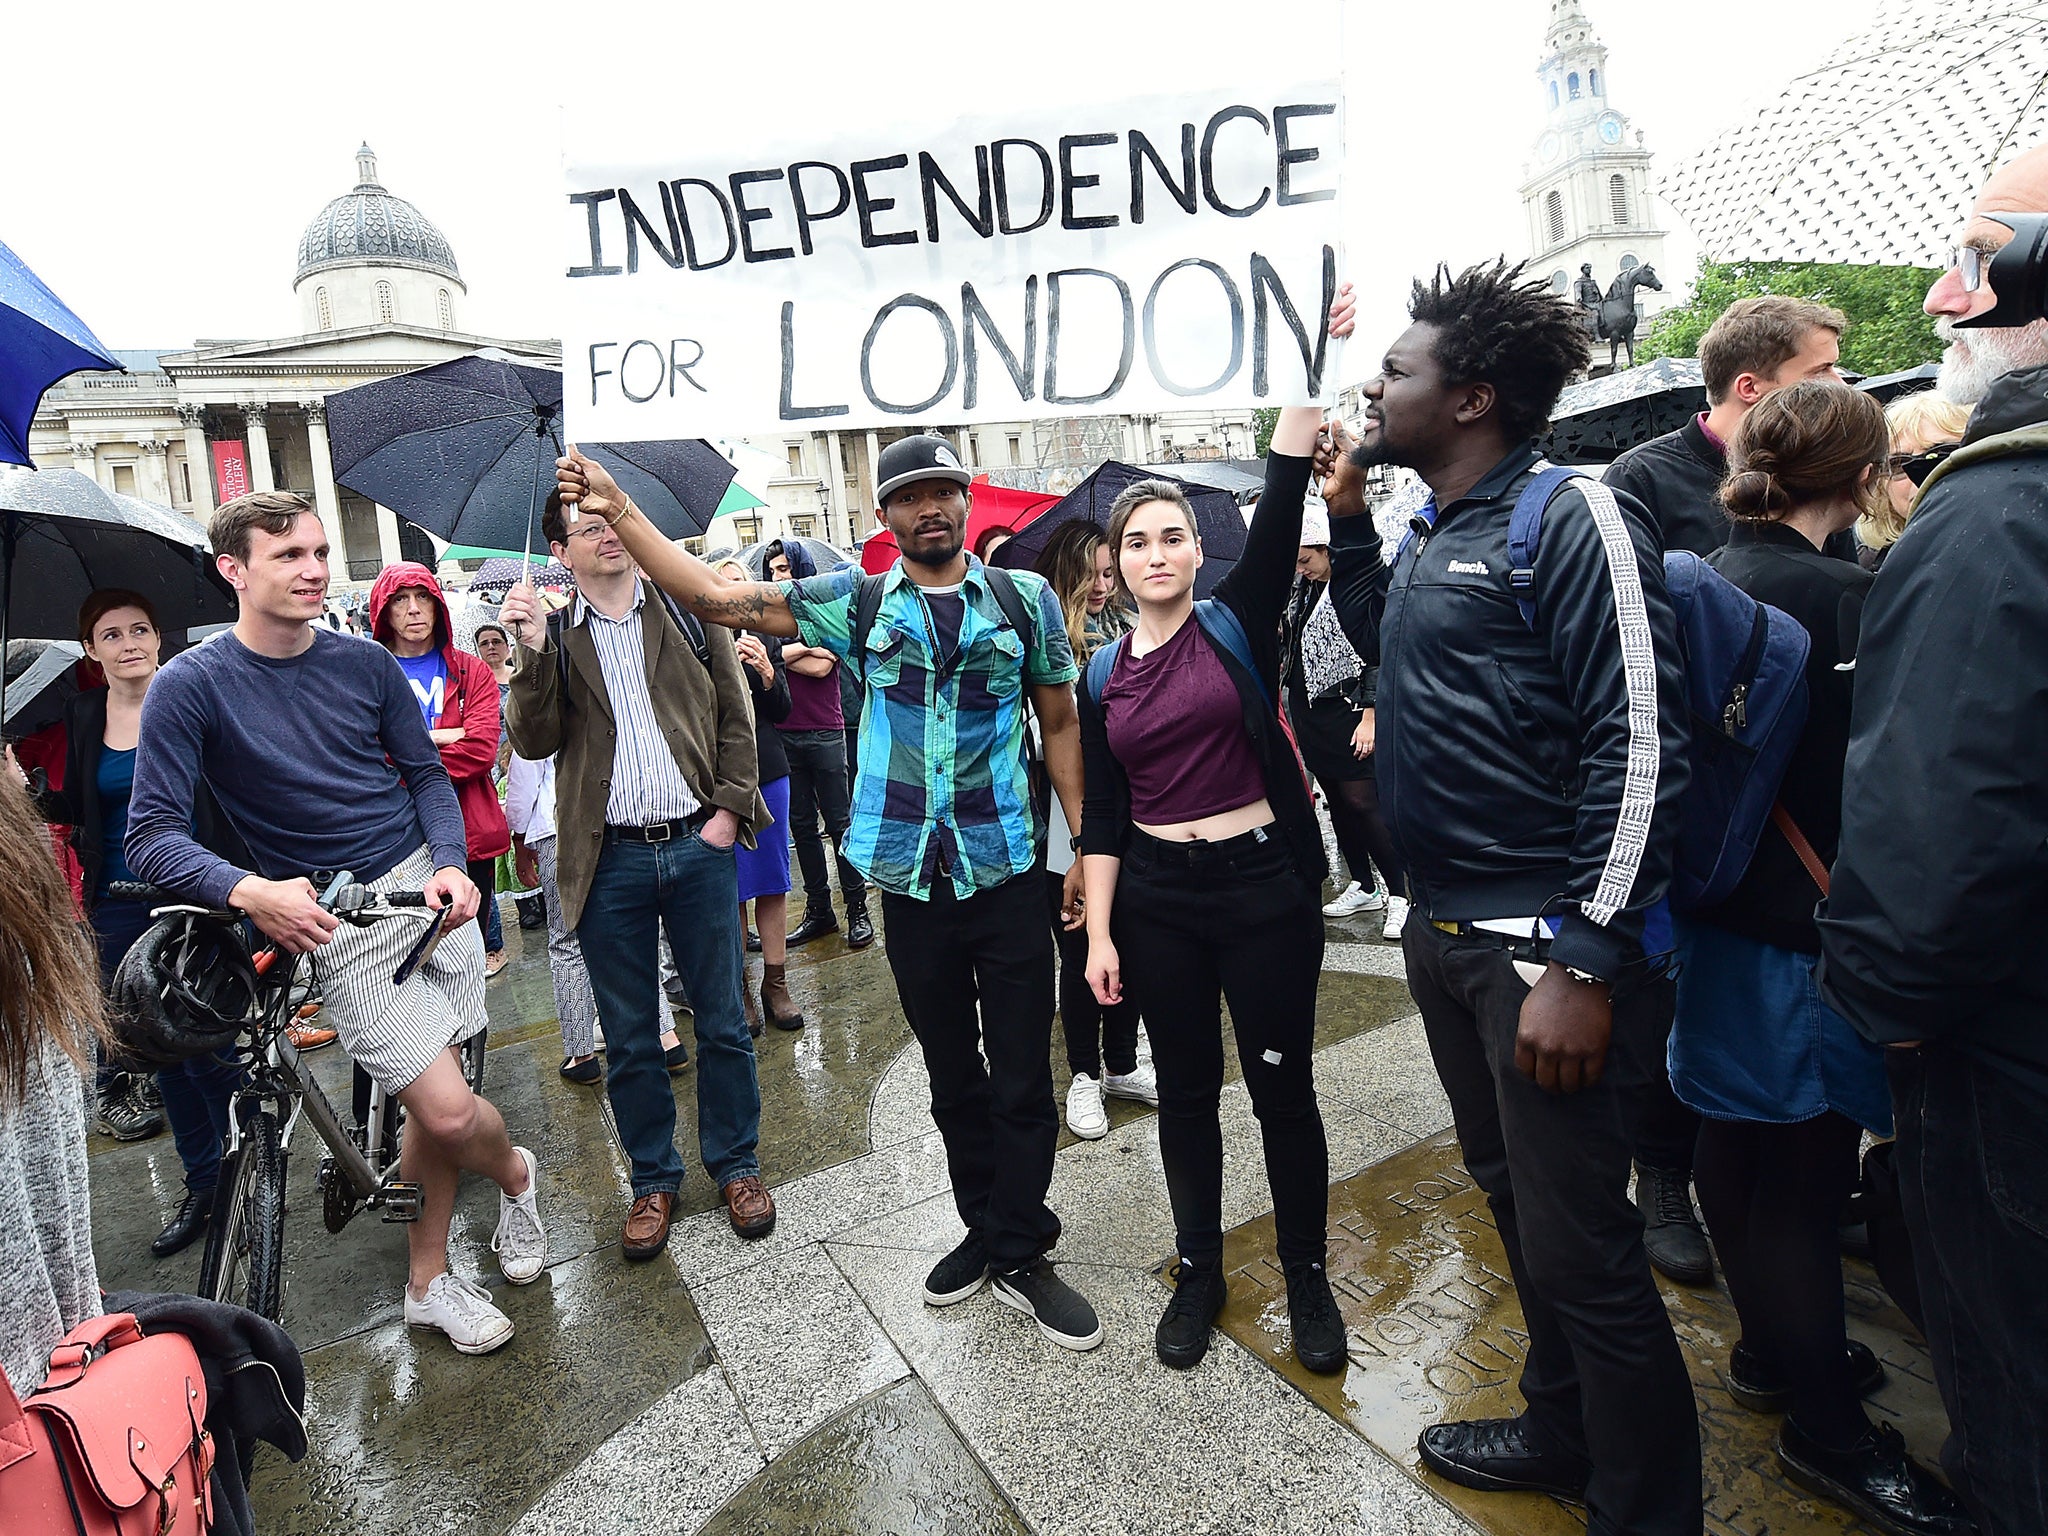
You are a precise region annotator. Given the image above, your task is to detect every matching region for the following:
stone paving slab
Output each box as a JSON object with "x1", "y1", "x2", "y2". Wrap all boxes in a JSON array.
[{"x1": 1206, "y1": 1130, "x2": 1951, "y2": 1536}]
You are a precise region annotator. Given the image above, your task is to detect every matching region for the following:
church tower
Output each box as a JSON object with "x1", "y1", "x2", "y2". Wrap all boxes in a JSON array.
[{"x1": 1519, "y1": 0, "x2": 1669, "y2": 319}]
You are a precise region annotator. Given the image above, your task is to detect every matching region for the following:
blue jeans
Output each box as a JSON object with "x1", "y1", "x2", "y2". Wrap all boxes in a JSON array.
[
  {"x1": 576, "y1": 831, "x2": 761, "y2": 1196},
  {"x1": 158, "y1": 1050, "x2": 244, "y2": 1193}
]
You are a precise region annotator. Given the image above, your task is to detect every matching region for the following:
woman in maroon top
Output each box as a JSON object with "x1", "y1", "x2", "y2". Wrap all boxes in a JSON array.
[{"x1": 1077, "y1": 404, "x2": 1344, "y2": 1374}]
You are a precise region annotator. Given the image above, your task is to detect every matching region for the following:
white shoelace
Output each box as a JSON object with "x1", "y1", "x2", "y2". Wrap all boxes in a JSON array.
[
  {"x1": 426, "y1": 1274, "x2": 500, "y2": 1323},
  {"x1": 492, "y1": 1185, "x2": 544, "y2": 1258}
]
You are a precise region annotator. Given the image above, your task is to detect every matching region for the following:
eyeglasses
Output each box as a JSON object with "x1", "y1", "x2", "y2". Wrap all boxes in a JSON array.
[
  {"x1": 1947, "y1": 244, "x2": 1991, "y2": 293},
  {"x1": 1887, "y1": 442, "x2": 1961, "y2": 485},
  {"x1": 560, "y1": 521, "x2": 613, "y2": 543}
]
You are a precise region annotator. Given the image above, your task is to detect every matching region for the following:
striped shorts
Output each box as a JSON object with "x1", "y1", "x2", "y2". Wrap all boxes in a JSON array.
[{"x1": 311, "y1": 845, "x2": 487, "y2": 1095}]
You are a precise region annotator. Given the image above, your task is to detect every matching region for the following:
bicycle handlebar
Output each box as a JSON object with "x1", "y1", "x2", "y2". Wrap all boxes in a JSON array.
[{"x1": 107, "y1": 875, "x2": 439, "y2": 919}]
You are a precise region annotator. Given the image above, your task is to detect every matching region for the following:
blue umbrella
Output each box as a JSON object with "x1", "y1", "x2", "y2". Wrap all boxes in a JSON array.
[
  {"x1": 0, "y1": 239, "x2": 123, "y2": 465},
  {"x1": 994, "y1": 462, "x2": 1246, "y2": 598},
  {"x1": 323, "y1": 354, "x2": 737, "y2": 566}
]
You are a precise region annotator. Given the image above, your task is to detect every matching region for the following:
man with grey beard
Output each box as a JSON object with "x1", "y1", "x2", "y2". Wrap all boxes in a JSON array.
[{"x1": 1818, "y1": 144, "x2": 2048, "y2": 1536}]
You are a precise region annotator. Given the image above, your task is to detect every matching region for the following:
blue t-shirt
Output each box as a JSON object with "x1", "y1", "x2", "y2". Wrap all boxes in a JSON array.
[
  {"x1": 96, "y1": 745, "x2": 138, "y2": 894},
  {"x1": 397, "y1": 651, "x2": 449, "y2": 727}
]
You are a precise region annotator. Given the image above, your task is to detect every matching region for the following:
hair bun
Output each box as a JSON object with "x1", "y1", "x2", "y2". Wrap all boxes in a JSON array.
[{"x1": 1721, "y1": 468, "x2": 1786, "y2": 519}]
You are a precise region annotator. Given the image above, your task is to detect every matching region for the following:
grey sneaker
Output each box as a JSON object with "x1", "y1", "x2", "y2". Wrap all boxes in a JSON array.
[
  {"x1": 96, "y1": 1080, "x2": 164, "y2": 1141},
  {"x1": 923, "y1": 1231, "x2": 990, "y2": 1306},
  {"x1": 491, "y1": 1146, "x2": 547, "y2": 1285}
]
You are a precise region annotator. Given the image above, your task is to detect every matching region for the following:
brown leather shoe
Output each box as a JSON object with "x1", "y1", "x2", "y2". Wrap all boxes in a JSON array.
[
  {"x1": 723, "y1": 1176, "x2": 776, "y2": 1239},
  {"x1": 287, "y1": 1022, "x2": 339, "y2": 1051},
  {"x1": 741, "y1": 966, "x2": 764, "y2": 1039},
  {"x1": 622, "y1": 1192, "x2": 674, "y2": 1260},
  {"x1": 761, "y1": 963, "x2": 804, "y2": 1032}
]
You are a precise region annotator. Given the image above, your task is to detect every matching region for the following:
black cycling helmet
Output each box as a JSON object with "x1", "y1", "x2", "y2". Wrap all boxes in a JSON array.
[{"x1": 109, "y1": 913, "x2": 259, "y2": 1068}]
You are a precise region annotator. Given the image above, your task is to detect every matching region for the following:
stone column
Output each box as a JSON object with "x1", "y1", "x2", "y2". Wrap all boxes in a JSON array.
[
  {"x1": 69, "y1": 439, "x2": 97, "y2": 485},
  {"x1": 864, "y1": 428, "x2": 882, "y2": 533},
  {"x1": 138, "y1": 439, "x2": 171, "y2": 505},
  {"x1": 375, "y1": 505, "x2": 404, "y2": 568},
  {"x1": 302, "y1": 402, "x2": 349, "y2": 565},
  {"x1": 177, "y1": 404, "x2": 214, "y2": 516},
  {"x1": 244, "y1": 405, "x2": 275, "y2": 492},
  {"x1": 825, "y1": 429, "x2": 850, "y2": 544}
]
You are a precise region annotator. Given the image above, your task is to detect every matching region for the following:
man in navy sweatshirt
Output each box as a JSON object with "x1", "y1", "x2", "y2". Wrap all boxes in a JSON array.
[{"x1": 127, "y1": 492, "x2": 546, "y2": 1356}]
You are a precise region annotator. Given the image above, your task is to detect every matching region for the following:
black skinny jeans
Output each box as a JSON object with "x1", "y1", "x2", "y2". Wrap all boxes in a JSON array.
[
  {"x1": 781, "y1": 728, "x2": 866, "y2": 908},
  {"x1": 1403, "y1": 918, "x2": 1702, "y2": 1536},
  {"x1": 881, "y1": 871, "x2": 1060, "y2": 1270},
  {"x1": 1045, "y1": 870, "x2": 1140, "y2": 1079},
  {"x1": 1113, "y1": 828, "x2": 1328, "y2": 1271}
]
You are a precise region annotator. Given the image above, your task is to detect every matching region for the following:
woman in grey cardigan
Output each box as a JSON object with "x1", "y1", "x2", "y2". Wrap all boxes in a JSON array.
[{"x1": 0, "y1": 774, "x2": 104, "y2": 1394}]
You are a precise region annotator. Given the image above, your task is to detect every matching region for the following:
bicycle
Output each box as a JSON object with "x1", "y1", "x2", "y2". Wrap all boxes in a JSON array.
[{"x1": 109, "y1": 872, "x2": 488, "y2": 1322}]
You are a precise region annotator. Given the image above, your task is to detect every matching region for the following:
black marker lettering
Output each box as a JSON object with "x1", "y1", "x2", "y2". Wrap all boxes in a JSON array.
[
  {"x1": 1129, "y1": 125, "x2": 1198, "y2": 223},
  {"x1": 731, "y1": 169, "x2": 795, "y2": 262},
  {"x1": 1200, "y1": 106, "x2": 1273, "y2": 218},
  {"x1": 779, "y1": 301, "x2": 850, "y2": 420},
  {"x1": 669, "y1": 178, "x2": 738, "y2": 270},
  {"x1": 852, "y1": 156, "x2": 918, "y2": 248},
  {"x1": 1044, "y1": 268, "x2": 1134, "y2": 405},
  {"x1": 567, "y1": 190, "x2": 622, "y2": 277},
  {"x1": 617, "y1": 187, "x2": 683, "y2": 273},
  {"x1": 992, "y1": 139, "x2": 1054, "y2": 235},
  {"x1": 1275, "y1": 103, "x2": 1338, "y2": 205},
  {"x1": 860, "y1": 294, "x2": 959, "y2": 415},
  {"x1": 1251, "y1": 245, "x2": 1336, "y2": 396},
  {"x1": 1142, "y1": 258, "x2": 1243, "y2": 397},
  {"x1": 789, "y1": 161, "x2": 853, "y2": 256},
  {"x1": 588, "y1": 341, "x2": 618, "y2": 406},
  {"x1": 1058, "y1": 132, "x2": 1119, "y2": 231},
  {"x1": 919, "y1": 148, "x2": 994, "y2": 240},
  {"x1": 961, "y1": 277, "x2": 1037, "y2": 409}
]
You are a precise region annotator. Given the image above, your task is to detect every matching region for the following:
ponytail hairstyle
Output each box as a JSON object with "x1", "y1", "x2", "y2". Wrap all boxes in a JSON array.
[
  {"x1": 1722, "y1": 379, "x2": 1890, "y2": 525},
  {"x1": 1033, "y1": 520, "x2": 1108, "y2": 657},
  {"x1": 0, "y1": 775, "x2": 105, "y2": 1103}
]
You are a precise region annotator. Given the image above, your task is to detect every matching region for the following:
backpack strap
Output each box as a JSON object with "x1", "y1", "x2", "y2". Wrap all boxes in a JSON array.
[
  {"x1": 1192, "y1": 600, "x2": 1272, "y2": 711},
  {"x1": 847, "y1": 573, "x2": 889, "y2": 680},
  {"x1": 1084, "y1": 636, "x2": 1125, "y2": 707},
  {"x1": 980, "y1": 565, "x2": 1039, "y2": 657},
  {"x1": 548, "y1": 589, "x2": 714, "y2": 707},
  {"x1": 1506, "y1": 462, "x2": 1593, "y2": 630}
]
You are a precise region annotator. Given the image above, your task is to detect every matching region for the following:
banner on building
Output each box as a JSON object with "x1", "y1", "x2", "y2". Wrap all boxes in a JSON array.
[
  {"x1": 211, "y1": 440, "x2": 250, "y2": 503},
  {"x1": 562, "y1": 84, "x2": 1344, "y2": 441}
]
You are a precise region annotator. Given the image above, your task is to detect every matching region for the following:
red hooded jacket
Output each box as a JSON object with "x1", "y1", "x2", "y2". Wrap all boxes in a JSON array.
[{"x1": 368, "y1": 562, "x2": 511, "y2": 862}]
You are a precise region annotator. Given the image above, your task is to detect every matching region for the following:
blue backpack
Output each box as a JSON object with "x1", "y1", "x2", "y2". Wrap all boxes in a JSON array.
[
  {"x1": 1084, "y1": 600, "x2": 1267, "y2": 710},
  {"x1": 1506, "y1": 465, "x2": 1812, "y2": 913}
]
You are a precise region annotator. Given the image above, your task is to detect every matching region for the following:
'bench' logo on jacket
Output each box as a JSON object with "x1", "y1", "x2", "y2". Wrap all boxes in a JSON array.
[{"x1": 1447, "y1": 559, "x2": 1490, "y2": 576}]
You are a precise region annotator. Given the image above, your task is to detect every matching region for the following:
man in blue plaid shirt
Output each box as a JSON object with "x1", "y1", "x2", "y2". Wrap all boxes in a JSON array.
[{"x1": 553, "y1": 435, "x2": 1105, "y2": 1353}]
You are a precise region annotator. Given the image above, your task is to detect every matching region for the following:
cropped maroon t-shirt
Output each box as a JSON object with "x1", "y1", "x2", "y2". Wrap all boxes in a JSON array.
[{"x1": 1100, "y1": 618, "x2": 1265, "y2": 824}]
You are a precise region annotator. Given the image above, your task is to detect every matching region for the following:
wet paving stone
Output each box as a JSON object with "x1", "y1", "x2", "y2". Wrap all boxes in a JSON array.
[
  {"x1": 1204, "y1": 1129, "x2": 1953, "y2": 1536},
  {"x1": 698, "y1": 1379, "x2": 1030, "y2": 1536}
]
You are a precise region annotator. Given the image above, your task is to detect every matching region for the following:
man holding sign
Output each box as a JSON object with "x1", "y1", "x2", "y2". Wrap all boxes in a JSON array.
[{"x1": 553, "y1": 438, "x2": 1104, "y2": 1352}]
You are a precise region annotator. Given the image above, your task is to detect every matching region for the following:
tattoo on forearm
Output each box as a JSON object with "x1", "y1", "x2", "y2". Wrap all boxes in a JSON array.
[{"x1": 687, "y1": 586, "x2": 773, "y2": 623}]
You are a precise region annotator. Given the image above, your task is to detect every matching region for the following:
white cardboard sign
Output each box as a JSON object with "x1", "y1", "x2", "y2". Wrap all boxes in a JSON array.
[{"x1": 561, "y1": 84, "x2": 1343, "y2": 440}]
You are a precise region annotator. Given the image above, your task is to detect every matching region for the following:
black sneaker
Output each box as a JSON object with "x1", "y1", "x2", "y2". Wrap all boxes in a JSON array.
[
  {"x1": 744, "y1": 927, "x2": 762, "y2": 953},
  {"x1": 786, "y1": 907, "x2": 839, "y2": 947},
  {"x1": 1727, "y1": 1337, "x2": 1886, "y2": 1413},
  {"x1": 991, "y1": 1258, "x2": 1104, "y2": 1351},
  {"x1": 1636, "y1": 1162, "x2": 1714, "y2": 1286},
  {"x1": 1418, "y1": 1415, "x2": 1592, "y2": 1499},
  {"x1": 1777, "y1": 1416, "x2": 1975, "y2": 1536},
  {"x1": 923, "y1": 1232, "x2": 989, "y2": 1306},
  {"x1": 1155, "y1": 1260, "x2": 1228, "y2": 1369},
  {"x1": 1285, "y1": 1260, "x2": 1348, "y2": 1374},
  {"x1": 96, "y1": 1082, "x2": 165, "y2": 1141},
  {"x1": 845, "y1": 901, "x2": 875, "y2": 950}
]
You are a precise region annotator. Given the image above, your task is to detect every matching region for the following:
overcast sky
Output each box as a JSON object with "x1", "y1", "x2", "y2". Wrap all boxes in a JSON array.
[{"x1": 6, "y1": 0, "x2": 1871, "y2": 366}]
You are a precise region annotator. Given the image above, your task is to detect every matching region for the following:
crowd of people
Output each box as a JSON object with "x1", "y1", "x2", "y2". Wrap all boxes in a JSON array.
[{"x1": 6, "y1": 141, "x2": 2047, "y2": 1536}]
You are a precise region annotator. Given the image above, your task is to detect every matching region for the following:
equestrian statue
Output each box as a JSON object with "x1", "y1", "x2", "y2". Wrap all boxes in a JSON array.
[{"x1": 1588, "y1": 263, "x2": 1662, "y2": 370}]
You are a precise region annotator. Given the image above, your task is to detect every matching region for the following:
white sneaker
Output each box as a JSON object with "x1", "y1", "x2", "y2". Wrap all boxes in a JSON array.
[
  {"x1": 492, "y1": 1146, "x2": 547, "y2": 1285},
  {"x1": 1382, "y1": 895, "x2": 1410, "y2": 941},
  {"x1": 1322, "y1": 881, "x2": 1387, "y2": 917},
  {"x1": 1103, "y1": 1060, "x2": 1159, "y2": 1106},
  {"x1": 1066, "y1": 1073, "x2": 1109, "y2": 1139},
  {"x1": 404, "y1": 1272, "x2": 514, "y2": 1354}
]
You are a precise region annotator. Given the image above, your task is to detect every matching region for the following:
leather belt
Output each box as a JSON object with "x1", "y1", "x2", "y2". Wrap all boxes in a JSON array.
[{"x1": 606, "y1": 809, "x2": 713, "y2": 844}]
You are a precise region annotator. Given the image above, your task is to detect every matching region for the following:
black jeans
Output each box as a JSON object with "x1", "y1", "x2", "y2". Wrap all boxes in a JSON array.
[
  {"x1": 1045, "y1": 870, "x2": 1140, "y2": 1079},
  {"x1": 881, "y1": 871, "x2": 1059, "y2": 1270},
  {"x1": 782, "y1": 728, "x2": 866, "y2": 908},
  {"x1": 1114, "y1": 828, "x2": 1328, "y2": 1270},
  {"x1": 1887, "y1": 1043, "x2": 2048, "y2": 1535},
  {"x1": 1404, "y1": 918, "x2": 1702, "y2": 1536}
]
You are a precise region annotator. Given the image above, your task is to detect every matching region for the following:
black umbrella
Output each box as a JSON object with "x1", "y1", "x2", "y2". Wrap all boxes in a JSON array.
[
  {"x1": 1537, "y1": 356, "x2": 1707, "y2": 465},
  {"x1": 323, "y1": 354, "x2": 738, "y2": 562},
  {"x1": 1857, "y1": 363, "x2": 1942, "y2": 403},
  {"x1": 5, "y1": 640, "x2": 84, "y2": 737},
  {"x1": 994, "y1": 463, "x2": 1245, "y2": 598},
  {"x1": 0, "y1": 466, "x2": 237, "y2": 723}
]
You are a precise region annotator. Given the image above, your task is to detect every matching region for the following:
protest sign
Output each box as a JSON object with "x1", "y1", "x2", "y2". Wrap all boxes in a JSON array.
[{"x1": 562, "y1": 85, "x2": 1343, "y2": 441}]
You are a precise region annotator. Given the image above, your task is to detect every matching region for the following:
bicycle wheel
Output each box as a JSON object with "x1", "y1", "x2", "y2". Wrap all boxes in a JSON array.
[
  {"x1": 197, "y1": 1108, "x2": 287, "y2": 1322},
  {"x1": 462, "y1": 1027, "x2": 488, "y2": 1095}
]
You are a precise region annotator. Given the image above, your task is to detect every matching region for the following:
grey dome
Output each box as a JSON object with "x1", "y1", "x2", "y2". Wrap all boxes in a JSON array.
[{"x1": 295, "y1": 145, "x2": 461, "y2": 286}]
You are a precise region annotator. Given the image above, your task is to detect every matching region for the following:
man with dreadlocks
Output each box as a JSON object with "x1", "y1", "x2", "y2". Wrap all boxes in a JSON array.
[{"x1": 1322, "y1": 263, "x2": 1700, "y2": 1534}]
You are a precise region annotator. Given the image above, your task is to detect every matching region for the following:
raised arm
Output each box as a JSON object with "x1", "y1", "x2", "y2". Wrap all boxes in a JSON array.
[{"x1": 557, "y1": 449, "x2": 799, "y2": 638}]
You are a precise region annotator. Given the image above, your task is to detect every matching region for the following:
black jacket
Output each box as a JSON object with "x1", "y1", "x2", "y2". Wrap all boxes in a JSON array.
[
  {"x1": 1605, "y1": 415, "x2": 1730, "y2": 556},
  {"x1": 742, "y1": 629, "x2": 792, "y2": 781},
  {"x1": 1330, "y1": 446, "x2": 1688, "y2": 980},
  {"x1": 1818, "y1": 361, "x2": 2048, "y2": 1090},
  {"x1": 1698, "y1": 522, "x2": 1869, "y2": 953},
  {"x1": 31, "y1": 688, "x2": 248, "y2": 910},
  {"x1": 1078, "y1": 451, "x2": 1326, "y2": 890}
]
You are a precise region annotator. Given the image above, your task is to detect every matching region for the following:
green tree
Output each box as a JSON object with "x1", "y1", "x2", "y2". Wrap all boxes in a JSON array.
[
  {"x1": 1251, "y1": 406, "x2": 1281, "y2": 458},
  {"x1": 1641, "y1": 258, "x2": 1944, "y2": 377}
]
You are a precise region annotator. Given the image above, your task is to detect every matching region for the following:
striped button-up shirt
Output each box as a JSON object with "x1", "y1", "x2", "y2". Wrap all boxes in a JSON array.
[
  {"x1": 783, "y1": 559, "x2": 1075, "y2": 899},
  {"x1": 576, "y1": 582, "x2": 700, "y2": 827}
]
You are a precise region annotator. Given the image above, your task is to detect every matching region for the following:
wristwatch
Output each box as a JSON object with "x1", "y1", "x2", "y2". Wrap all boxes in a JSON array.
[{"x1": 1069, "y1": 833, "x2": 1084, "y2": 852}]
